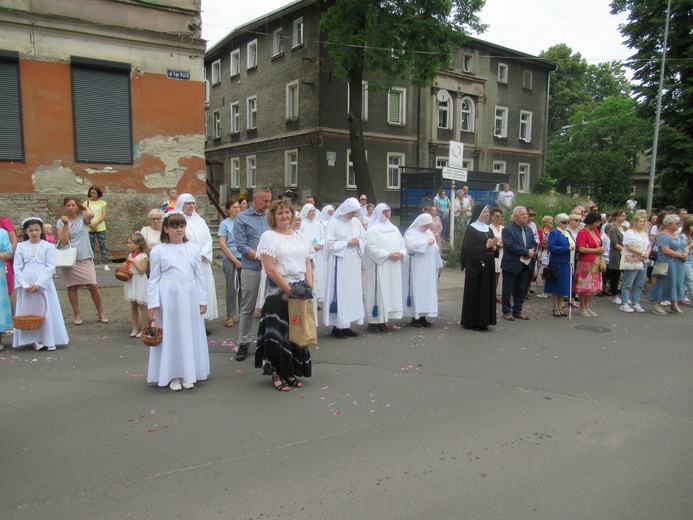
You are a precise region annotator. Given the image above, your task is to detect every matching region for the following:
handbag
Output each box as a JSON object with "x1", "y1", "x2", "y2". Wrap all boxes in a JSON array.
[
  {"x1": 288, "y1": 298, "x2": 317, "y2": 347},
  {"x1": 55, "y1": 243, "x2": 77, "y2": 268},
  {"x1": 599, "y1": 255, "x2": 607, "y2": 273},
  {"x1": 651, "y1": 261, "x2": 668, "y2": 278},
  {"x1": 620, "y1": 251, "x2": 643, "y2": 271},
  {"x1": 541, "y1": 266, "x2": 559, "y2": 281}
]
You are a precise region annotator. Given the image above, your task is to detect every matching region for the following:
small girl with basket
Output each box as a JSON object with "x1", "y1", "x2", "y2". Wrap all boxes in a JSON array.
[
  {"x1": 146, "y1": 212, "x2": 209, "y2": 391},
  {"x1": 123, "y1": 232, "x2": 149, "y2": 338},
  {"x1": 13, "y1": 217, "x2": 69, "y2": 351}
]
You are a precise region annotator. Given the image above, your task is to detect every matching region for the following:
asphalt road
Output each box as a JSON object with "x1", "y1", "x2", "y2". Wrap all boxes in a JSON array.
[{"x1": 1, "y1": 267, "x2": 691, "y2": 519}]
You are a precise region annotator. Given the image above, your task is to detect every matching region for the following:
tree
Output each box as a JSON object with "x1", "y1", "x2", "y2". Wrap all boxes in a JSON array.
[
  {"x1": 546, "y1": 96, "x2": 650, "y2": 206},
  {"x1": 319, "y1": 0, "x2": 486, "y2": 202},
  {"x1": 611, "y1": 0, "x2": 693, "y2": 208}
]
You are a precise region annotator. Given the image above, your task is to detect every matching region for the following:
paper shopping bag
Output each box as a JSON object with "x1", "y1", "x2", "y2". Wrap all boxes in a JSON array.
[{"x1": 288, "y1": 299, "x2": 318, "y2": 347}]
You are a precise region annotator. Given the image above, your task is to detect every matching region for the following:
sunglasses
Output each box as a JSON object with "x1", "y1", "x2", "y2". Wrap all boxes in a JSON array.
[
  {"x1": 528, "y1": 213, "x2": 536, "y2": 217},
  {"x1": 558, "y1": 220, "x2": 568, "y2": 224}
]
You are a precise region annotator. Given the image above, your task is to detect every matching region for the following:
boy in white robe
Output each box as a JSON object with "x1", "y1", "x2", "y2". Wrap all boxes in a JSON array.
[{"x1": 323, "y1": 198, "x2": 366, "y2": 338}]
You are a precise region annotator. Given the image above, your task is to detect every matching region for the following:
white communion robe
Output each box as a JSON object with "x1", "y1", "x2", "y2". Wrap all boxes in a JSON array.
[
  {"x1": 402, "y1": 227, "x2": 443, "y2": 318},
  {"x1": 363, "y1": 225, "x2": 406, "y2": 324},
  {"x1": 182, "y1": 213, "x2": 219, "y2": 320},
  {"x1": 13, "y1": 240, "x2": 69, "y2": 348},
  {"x1": 323, "y1": 216, "x2": 366, "y2": 328},
  {"x1": 147, "y1": 242, "x2": 209, "y2": 386},
  {"x1": 300, "y1": 217, "x2": 324, "y2": 299}
]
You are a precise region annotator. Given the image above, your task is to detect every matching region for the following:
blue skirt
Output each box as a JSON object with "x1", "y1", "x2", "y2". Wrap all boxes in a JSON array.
[{"x1": 545, "y1": 262, "x2": 572, "y2": 297}]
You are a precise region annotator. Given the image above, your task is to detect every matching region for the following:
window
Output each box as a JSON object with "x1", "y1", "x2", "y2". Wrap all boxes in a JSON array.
[
  {"x1": 493, "y1": 161, "x2": 506, "y2": 174},
  {"x1": 286, "y1": 81, "x2": 298, "y2": 121},
  {"x1": 231, "y1": 158, "x2": 240, "y2": 188},
  {"x1": 285, "y1": 149, "x2": 298, "y2": 186},
  {"x1": 523, "y1": 70, "x2": 533, "y2": 90},
  {"x1": 272, "y1": 29, "x2": 284, "y2": 57},
  {"x1": 494, "y1": 106, "x2": 508, "y2": 138},
  {"x1": 211, "y1": 59, "x2": 221, "y2": 84},
  {"x1": 246, "y1": 96, "x2": 257, "y2": 130},
  {"x1": 462, "y1": 159, "x2": 473, "y2": 171},
  {"x1": 292, "y1": 17, "x2": 304, "y2": 48},
  {"x1": 519, "y1": 111, "x2": 533, "y2": 142},
  {"x1": 71, "y1": 58, "x2": 132, "y2": 164},
  {"x1": 346, "y1": 149, "x2": 367, "y2": 189},
  {"x1": 518, "y1": 163, "x2": 530, "y2": 193},
  {"x1": 387, "y1": 153, "x2": 404, "y2": 189},
  {"x1": 0, "y1": 54, "x2": 24, "y2": 162},
  {"x1": 230, "y1": 50, "x2": 240, "y2": 77},
  {"x1": 387, "y1": 87, "x2": 406, "y2": 126},
  {"x1": 437, "y1": 90, "x2": 452, "y2": 130},
  {"x1": 461, "y1": 97, "x2": 475, "y2": 133},
  {"x1": 230, "y1": 102, "x2": 240, "y2": 133},
  {"x1": 498, "y1": 63, "x2": 508, "y2": 84},
  {"x1": 436, "y1": 157, "x2": 448, "y2": 169},
  {"x1": 247, "y1": 40, "x2": 257, "y2": 69},
  {"x1": 213, "y1": 110, "x2": 221, "y2": 138},
  {"x1": 246, "y1": 156, "x2": 257, "y2": 188},
  {"x1": 347, "y1": 81, "x2": 368, "y2": 121},
  {"x1": 463, "y1": 53, "x2": 473, "y2": 73}
]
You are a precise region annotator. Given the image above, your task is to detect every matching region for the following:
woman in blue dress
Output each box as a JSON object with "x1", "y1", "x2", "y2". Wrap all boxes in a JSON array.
[
  {"x1": 649, "y1": 214, "x2": 689, "y2": 315},
  {"x1": 545, "y1": 213, "x2": 575, "y2": 317}
]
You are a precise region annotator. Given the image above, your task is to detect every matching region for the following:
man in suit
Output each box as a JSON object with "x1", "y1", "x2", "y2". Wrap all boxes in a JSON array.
[{"x1": 501, "y1": 206, "x2": 537, "y2": 321}]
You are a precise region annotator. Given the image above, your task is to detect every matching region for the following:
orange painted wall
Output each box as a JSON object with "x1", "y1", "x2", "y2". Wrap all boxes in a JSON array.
[{"x1": 0, "y1": 59, "x2": 206, "y2": 194}]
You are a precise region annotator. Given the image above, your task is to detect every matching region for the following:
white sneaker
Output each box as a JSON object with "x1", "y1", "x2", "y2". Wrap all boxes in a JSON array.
[
  {"x1": 613, "y1": 297, "x2": 622, "y2": 305},
  {"x1": 661, "y1": 300, "x2": 670, "y2": 306},
  {"x1": 619, "y1": 304, "x2": 634, "y2": 313},
  {"x1": 632, "y1": 304, "x2": 645, "y2": 313},
  {"x1": 537, "y1": 293, "x2": 549, "y2": 298},
  {"x1": 46, "y1": 345, "x2": 56, "y2": 351},
  {"x1": 182, "y1": 381, "x2": 194, "y2": 390},
  {"x1": 33, "y1": 342, "x2": 45, "y2": 351},
  {"x1": 104, "y1": 264, "x2": 110, "y2": 271},
  {"x1": 169, "y1": 378, "x2": 182, "y2": 391}
]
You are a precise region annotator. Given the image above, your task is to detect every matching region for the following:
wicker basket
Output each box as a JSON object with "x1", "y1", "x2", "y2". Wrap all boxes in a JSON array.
[
  {"x1": 13, "y1": 292, "x2": 46, "y2": 330},
  {"x1": 142, "y1": 320, "x2": 163, "y2": 347},
  {"x1": 115, "y1": 267, "x2": 133, "y2": 282}
]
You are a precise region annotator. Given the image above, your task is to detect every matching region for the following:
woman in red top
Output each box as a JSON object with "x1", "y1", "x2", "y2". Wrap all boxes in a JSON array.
[{"x1": 574, "y1": 212, "x2": 606, "y2": 317}]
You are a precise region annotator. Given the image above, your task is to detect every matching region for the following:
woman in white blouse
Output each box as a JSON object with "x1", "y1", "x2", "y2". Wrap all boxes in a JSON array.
[
  {"x1": 620, "y1": 214, "x2": 651, "y2": 313},
  {"x1": 254, "y1": 200, "x2": 313, "y2": 392}
]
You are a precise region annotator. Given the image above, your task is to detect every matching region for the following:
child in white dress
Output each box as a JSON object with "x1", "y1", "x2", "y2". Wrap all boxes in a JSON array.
[
  {"x1": 13, "y1": 217, "x2": 69, "y2": 351},
  {"x1": 147, "y1": 212, "x2": 209, "y2": 391},
  {"x1": 124, "y1": 232, "x2": 149, "y2": 338}
]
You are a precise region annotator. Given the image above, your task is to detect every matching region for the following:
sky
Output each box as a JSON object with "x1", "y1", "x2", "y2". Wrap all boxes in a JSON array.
[{"x1": 201, "y1": 0, "x2": 634, "y2": 65}]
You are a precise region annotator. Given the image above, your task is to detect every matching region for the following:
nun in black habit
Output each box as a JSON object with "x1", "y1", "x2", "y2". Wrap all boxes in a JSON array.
[{"x1": 459, "y1": 205, "x2": 499, "y2": 330}]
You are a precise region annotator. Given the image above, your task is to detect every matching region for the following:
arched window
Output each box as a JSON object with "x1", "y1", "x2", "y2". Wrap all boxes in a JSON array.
[{"x1": 461, "y1": 97, "x2": 475, "y2": 133}]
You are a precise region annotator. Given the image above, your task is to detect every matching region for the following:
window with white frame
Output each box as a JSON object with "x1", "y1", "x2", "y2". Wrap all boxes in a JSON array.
[
  {"x1": 494, "y1": 106, "x2": 508, "y2": 138},
  {"x1": 230, "y1": 50, "x2": 240, "y2": 77},
  {"x1": 519, "y1": 110, "x2": 533, "y2": 142},
  {"x1": 387, "y1": 87, "x2": 406, "y2": 126},
  {"x1": 387, "y1": 153, "x2": 404, "y2": 189},
  {"x1": 518, "y1": 163, "x2": 530, "y2": 192},
  {"x1": 347, "y1": 81, "x2": 369, "y2": 121},
  {"x1": 286, "y1": 81, "x2": 298, "y2": 121},
  {"x1": 247, "y1": 40, "x2": 257, "y2": 69},
  {"x1": 247, "y1": 96, "x2": 257, "y2": 129},
  {"x1": 437, "y1": 91, "x2": 452, "y2": 130},
  {"x1": 247, "y1": 156, "x2": 257, "y2": 188},
  {"x1": 213, "y1": 110, "x2": 221, "y2": 138},
  {"x1": 463, "y1": 53, "x2": 473, "y2": 73},
  {"x1": 230, "y1": 102, "x2": 240, "y2": 133},
  {"x1": 436, "y1": 157, "x2": 448, "y2": 169},
  {"x1": 523, "y1": 70, "x2": 533, "y2": 90},
  {"x1": 211, "y1": 59, "x2": 221, "y2": 85},
  {"x1": 346, "y1": 149, "x2": 367, "y2": 189},
  {"x1": 285, "y1": 149, "x2": 298, "y2": 186},
  {"x1": 272, "y1": 28, "x2": 284, "y2": 57},
  {"x1": 462, "y1": 159, "x2": 473, "y2": 171},
  {"x1": 461, "y1": 97, "x2": 475, "y2": 133},
  {"x1": 498, "y1": 63, "x2": 508, "y2": 84},
  {"x1": 231, "y1": 157, "x2": 240, "y2": 188},
  {"x1": 292, "y1": 17, "x2": 304, "y2": 48},
  {"x1": 492, "y1": 161, "x2": 506, "y2": 174}
]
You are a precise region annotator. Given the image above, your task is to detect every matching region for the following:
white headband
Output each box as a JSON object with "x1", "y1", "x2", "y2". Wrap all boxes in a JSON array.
[{"x1": 22, "y1": 216, "x2": 44, "y2": 226}]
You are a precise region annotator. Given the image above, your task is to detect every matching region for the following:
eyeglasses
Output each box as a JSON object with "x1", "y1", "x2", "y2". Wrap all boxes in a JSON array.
[{"x1": 528, "y1": 213, "x2": 536, "y2": 217}]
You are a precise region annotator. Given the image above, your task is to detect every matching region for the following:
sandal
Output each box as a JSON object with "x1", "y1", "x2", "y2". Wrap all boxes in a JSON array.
[
  {"x1": 272, "y1": 374, "x2": 290, "y2": 392},
  {"x1": 286, "y1": 377, "x2": 304, "y2": 387},
  {"x1": 552, "y1": 310, "x2": 562, "y2": 318}
]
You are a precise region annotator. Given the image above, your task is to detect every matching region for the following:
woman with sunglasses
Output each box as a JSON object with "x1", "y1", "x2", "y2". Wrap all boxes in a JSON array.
[{"x1": 545, "y1": 214, "x2": 575, "y2": 317}]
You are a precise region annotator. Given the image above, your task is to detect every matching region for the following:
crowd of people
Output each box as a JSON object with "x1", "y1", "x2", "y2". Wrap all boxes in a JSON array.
[{"x1": 1, "y1": 187, "x2": 692, "y2": 395}]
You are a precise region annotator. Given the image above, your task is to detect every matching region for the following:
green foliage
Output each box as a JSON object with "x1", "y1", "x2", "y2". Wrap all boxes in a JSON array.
[{"x1": 611, "y1": 0, "x2": 693, "y2": 208}]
